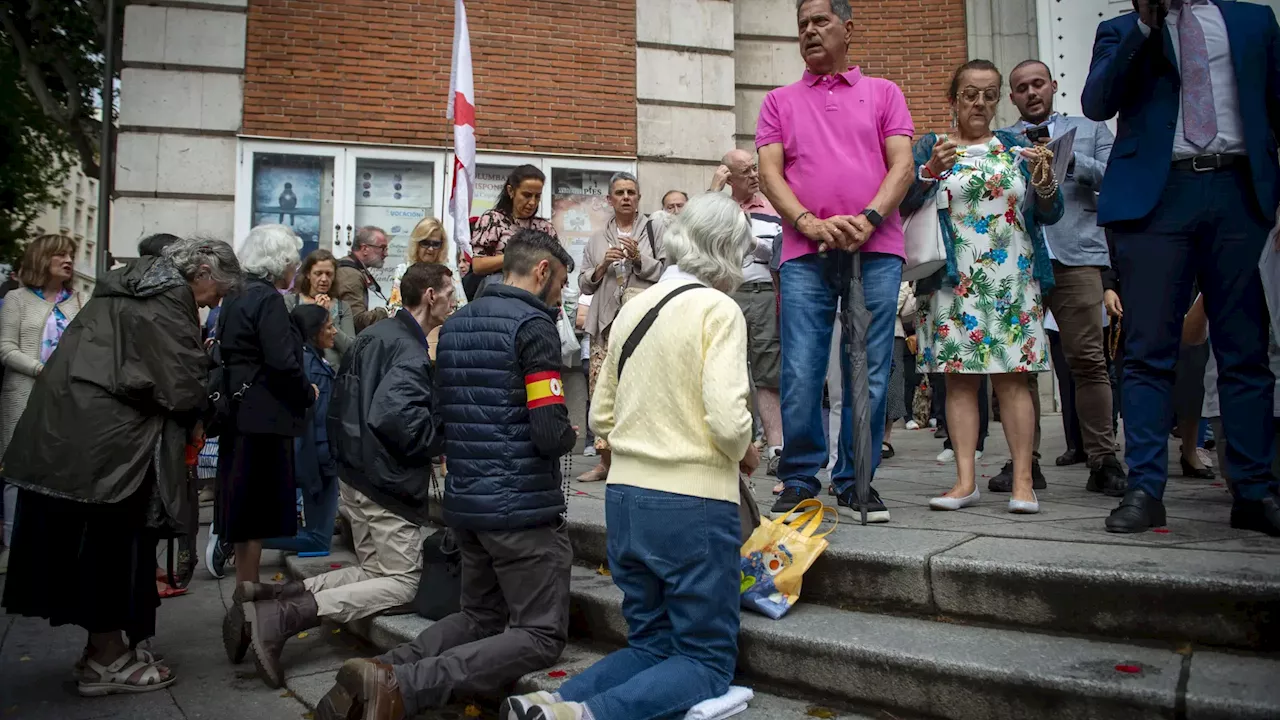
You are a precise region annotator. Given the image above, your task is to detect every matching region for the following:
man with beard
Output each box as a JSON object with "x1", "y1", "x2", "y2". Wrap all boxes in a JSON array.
[
  {"x1": 315, "y1": 230, "x2": 577, "y2": 720},
  {"x1": 335, "y1": 226, "x2": 391, "y2": 332},
  {"x1": 997, "y1": 59, "x2": 1127, "y2": 496}
]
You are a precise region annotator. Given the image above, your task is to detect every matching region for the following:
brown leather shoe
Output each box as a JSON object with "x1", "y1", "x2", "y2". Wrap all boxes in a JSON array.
[
  {"x1": 245, "y1": 592, "x2": 321, "y2": 688},
  {"x1": 576, "y1": 463, "x2": 608, "y2": 482},
  {"x1": 332, "y1": 658, "x2": 405, "y2": 720},
  {"x1": 233, "y1": 580, "x2": 308, "y2": 604}
]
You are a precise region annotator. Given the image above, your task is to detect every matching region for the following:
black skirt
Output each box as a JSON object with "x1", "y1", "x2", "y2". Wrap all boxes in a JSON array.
[
  {"x1": 215, "y1": 430, "x2": 297, "y2": 543},
  {"x1": 2, "y1": 486, "x2": 160, "y2": 644}
]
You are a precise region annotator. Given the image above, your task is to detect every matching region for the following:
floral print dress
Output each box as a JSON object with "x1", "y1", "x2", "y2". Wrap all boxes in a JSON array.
[{"x1": 917, "y1": 137, "x2": 1048, "y2": 375}]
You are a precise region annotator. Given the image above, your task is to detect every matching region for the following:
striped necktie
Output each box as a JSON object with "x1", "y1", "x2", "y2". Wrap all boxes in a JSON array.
[{"x1": 1172, "y1": 0, "x2": 1217, "y2": 147}]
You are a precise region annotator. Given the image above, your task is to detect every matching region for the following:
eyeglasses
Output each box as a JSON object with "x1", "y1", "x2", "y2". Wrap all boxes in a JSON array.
[
  {"x1": 418, "y1": 240, "x2": 443, "y2": 250},
  {"x1": 373, "y1": 244, "x2": 389, "y2": 253},
  {"x1": 960, "y1": 87, "x2": 1001, "y2": 104}
]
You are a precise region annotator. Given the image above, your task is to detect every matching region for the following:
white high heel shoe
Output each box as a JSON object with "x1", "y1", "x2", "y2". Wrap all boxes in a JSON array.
[
  {"x1": 1008, "y1": 491, "x2": 1040, "y2": 514},
  {"x1": 929, "y1": 487, "x2": 980, "y2": 511}
]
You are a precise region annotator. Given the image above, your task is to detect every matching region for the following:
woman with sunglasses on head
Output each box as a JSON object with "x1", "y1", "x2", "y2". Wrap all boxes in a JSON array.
[{"x1": 901, "y1": 59, "x2": 1063, "y2": 515}]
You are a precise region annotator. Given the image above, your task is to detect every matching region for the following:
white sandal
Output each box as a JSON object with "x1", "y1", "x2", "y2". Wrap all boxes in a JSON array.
[
  {"x1": 73, "y1": 645, "x2": 161, "y2": 680},
  {"x1": 78, "y1": 649, "x2": 175, "y2": 697}
]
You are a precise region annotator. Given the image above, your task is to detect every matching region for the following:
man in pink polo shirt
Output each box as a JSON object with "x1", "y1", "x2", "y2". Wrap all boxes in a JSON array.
[{"x1": 757, "y1": 0, "x2": 915, "y2": 522}]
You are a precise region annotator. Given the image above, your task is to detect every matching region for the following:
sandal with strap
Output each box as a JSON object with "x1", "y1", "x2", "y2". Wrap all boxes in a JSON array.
[
  {"x1": 73, "y1": 645, "x2": 162, "y2": 680},
  {"x1": 78, "y1": 649, "x2": 176, "y2": 697}
]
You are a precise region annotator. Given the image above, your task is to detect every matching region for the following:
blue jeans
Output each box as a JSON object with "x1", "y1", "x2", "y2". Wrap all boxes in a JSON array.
[
  {"x1": 558, "y1": 485, "x2": 740, "y2": 720},
  {"x1": 1112, "y1": 166, "x2": 1277, "y2": 501},
  {"x1": 778, "y1": 252, "x2": 903, "y2": 496},
  {"x1": 262, "y1": 477, "x2": 338, "y2": 554}
]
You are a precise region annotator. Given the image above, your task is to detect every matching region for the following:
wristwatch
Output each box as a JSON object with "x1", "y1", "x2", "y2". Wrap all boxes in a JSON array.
[{"x1": 861, "y1": 208, "x2": 884, "y2": 228}]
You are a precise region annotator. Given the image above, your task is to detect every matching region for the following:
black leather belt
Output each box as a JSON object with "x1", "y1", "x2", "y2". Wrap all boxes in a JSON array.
[
  {"x1": 739, "y1": 281, "x2": 774, "y2": 292},
  {"x1": 1171, "y1": 154, "x2": 1246, "y2": 172}
]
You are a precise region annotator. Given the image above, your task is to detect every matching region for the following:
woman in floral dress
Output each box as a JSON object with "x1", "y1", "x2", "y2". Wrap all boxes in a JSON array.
[{"x1": 901, "y1": 59, "x2": 1063, "y2": 514}]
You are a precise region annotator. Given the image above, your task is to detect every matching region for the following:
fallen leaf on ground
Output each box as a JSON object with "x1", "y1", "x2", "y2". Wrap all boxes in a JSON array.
[
  {"x1": 296, "y1": 631, "x2": 309, "y2": 639},
  {"x1": 273, "y1": 572, "x2": 285, "y2": 581},
  {"x1": 806, "y1": 706, "x2": 836, "y2": 718},
  {"x1": 464, "y1": 704, "x2": 482, "y2": 717},
  {"x1": 332, "y1": 628, "x2": 342, "y2": 634},
  {"x1": 596, "y1": 565, "x2": 611, "y2": 577},
  {"x1": 18, "y1": 657, "x2": 29, "y2": 662},
  {"x1": 302, "y1": 713, "x2": 315, "y2": 719}
]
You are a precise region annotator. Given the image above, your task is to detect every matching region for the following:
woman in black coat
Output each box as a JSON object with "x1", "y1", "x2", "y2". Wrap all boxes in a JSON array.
[
  {"x1": 206, "y1": 224, "x2": 314, "y2": 665},
  {"x1": 1, "y1": 238, "x2": 240, "y2": 696}
]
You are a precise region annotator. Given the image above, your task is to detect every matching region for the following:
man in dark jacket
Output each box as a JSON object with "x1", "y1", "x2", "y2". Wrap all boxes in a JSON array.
[
  {"x1": 239, "y1": 263, "x2": 451, "y2": 690},
  {"x1": 314, "y1": 230, "x2": 577, "y2": 720}
]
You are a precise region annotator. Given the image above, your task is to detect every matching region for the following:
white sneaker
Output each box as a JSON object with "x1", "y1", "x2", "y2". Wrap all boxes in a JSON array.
[
  {"x1": 929, "y1": 487, "x2": 980, "y2": 511},
  {"x1": 929, "y1": 418, "x2": 938, "y2": 428},
  {"x1": 976, "y1": 450, "x2": 984, "y2": 460},
  {"x1": 583, "y1": 446, "x2": 598, "y2": 458},
  {"x1": 936, "y1": 448, "x2": 955, "y2": 462},
  {"x1": 905, "y1": 420, "x2": 921, "y2": 430}
]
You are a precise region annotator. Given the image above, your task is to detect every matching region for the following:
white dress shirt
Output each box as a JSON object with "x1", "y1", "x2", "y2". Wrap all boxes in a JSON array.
[{"x1": 1139, "y1": 5, "x2": 1246, "y2": 159}]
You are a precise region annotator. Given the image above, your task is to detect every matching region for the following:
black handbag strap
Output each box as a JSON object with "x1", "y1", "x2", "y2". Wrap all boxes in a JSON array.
[{"x1": 617, "y1": 284, "x2": 706, "y2": 377}]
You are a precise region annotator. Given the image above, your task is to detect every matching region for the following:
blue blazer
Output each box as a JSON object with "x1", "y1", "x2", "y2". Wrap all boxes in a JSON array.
[{"x1": 1080, "y1": 1, "x2": 1280, "y2": 225}]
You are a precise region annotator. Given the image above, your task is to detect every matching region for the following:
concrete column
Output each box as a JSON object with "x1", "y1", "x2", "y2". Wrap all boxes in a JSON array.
[
  {"x1": 732, "y1": 0, "x2": 805, "y2": 156},
  {"x1": 113, "y1": 1, "x2": 246, "y2": 257},
  {"x1": 635, "y1": 0, "x2": 737, "y2": 213},
  {"x1": 966, "y1": 0, "x2": 1038, "y2": 129}
]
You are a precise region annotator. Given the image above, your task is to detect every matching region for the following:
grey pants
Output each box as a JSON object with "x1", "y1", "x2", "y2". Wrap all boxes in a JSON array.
[{"x1": 377, "y1": 522, "x2": 572, "y2": 714}]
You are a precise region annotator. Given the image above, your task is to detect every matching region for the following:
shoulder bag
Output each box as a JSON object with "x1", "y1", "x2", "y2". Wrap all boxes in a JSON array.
[
  {"x1": 902, "y1": 189, "x2": 948, "y2": 282},
  {"x1": 616, "y1": 284, "x2": 761, "y2": 543}
]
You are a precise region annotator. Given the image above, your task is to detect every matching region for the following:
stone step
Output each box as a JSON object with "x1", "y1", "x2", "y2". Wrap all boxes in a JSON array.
[
  {"x1": 287, "y1": 553, "x2": 1280, "y2": 720},
  {"x1": 284, "y1": 553, "x2": 892, "y2": 719},
  {"x1": 552, "y1": 494, "x2": 1280, "y2": 651}
]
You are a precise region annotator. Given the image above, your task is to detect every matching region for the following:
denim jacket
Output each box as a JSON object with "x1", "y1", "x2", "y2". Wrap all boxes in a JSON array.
[{"x1": 900, "y1": 129, "x2": 1064, "y2": 295}]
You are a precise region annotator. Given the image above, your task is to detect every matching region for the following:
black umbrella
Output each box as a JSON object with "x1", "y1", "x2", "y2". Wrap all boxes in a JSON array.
[{"x1": 839, "y1": 252, "x2": 874, "y2": 525}]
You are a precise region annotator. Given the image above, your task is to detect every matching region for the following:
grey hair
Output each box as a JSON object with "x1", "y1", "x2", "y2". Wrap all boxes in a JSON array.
[
  {"x1": 164, "y1": 235, "x2": 242, "y2": 291},
  {"x1": 797, "y1": 0, "x2": 852, "y2": 21},
  {"x1": 353, "y1": 225, "x2": 387, "y2": 251},
  {"x1": 238, "y1": 223, "x2": 302, "y2": 280},
  {"x1": 609, "y1": 171, "x2": 639, "y2": 194},
  {"x1": 662, "y1": 193, "x2": 752, "y2": 294}
]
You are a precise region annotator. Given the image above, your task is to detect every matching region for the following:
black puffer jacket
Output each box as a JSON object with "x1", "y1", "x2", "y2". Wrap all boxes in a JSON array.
[
  {"x1": 3, "y1": 257, "x2": 207, "y2": 531},
  {"x1": 328, "y1": 310, "x2": 444, "y2": 525}
]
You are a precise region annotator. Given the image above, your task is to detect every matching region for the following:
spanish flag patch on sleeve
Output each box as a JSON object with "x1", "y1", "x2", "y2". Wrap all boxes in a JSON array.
[{"x1": 525, "y1": 371, "x2": 566, "y2": 409}]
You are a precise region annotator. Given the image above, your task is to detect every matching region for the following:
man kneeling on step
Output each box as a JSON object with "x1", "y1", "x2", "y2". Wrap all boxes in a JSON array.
[
  {"x1": 234, "y1": 263, "x2": 453, "y2": 689},
  {"x1": 314, "y1": 229, "x2": 578, "y2": 720}
]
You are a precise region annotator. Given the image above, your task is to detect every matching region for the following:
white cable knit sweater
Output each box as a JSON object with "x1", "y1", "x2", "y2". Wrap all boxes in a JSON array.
[{"x1": 0, "y1": 287, "x2": 83, "y2": 461}]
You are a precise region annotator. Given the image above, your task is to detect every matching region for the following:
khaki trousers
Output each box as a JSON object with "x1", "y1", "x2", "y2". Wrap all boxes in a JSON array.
[
  {"x1": 1041, "y1": 264, "x2": 1114, "y2": 464},
  {"x1": 304, "y1": 483, "x2": 424, "y2": 623}
]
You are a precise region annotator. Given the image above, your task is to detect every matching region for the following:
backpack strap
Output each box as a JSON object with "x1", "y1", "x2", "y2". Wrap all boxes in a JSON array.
[
  {"x1": 617, "y1": 284, "x2": 705, "y2": 377},
  {"x1": 644, "y1": 219, "x2": 656, "y2": 258}
]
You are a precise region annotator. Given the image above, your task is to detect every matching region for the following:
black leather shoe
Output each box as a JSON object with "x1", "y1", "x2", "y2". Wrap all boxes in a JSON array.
[
  {"x1": 987, "y1": 459, "x2": 1047, "y2": 492},
  {"x1": 1087, "y1": 455, "x2": 1128, "y2": 497},
  {"x1": 1180, "y1": 456, "x2": 1215, "y2": 479},
  {"x1": 1230, "y1": 494, "x2": 1280, "y2": 537},
  {"x1": 1056, "y1": 449, "x2": 1087, "y2": 467},
  {"x1": 1105, "y1": 489, "x2": 1167, "y2": 533}
]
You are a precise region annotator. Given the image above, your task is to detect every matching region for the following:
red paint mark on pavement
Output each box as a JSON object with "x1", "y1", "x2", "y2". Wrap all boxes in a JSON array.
[
  {"x1": 548, "y1": 670, "x2": 567, "y2": 678},
  {"x1": 1152, "y1": 528, "x2": 1170, "y2": 534},
  {"x1": 330, "y1": 564, "x2": 342, "y2": 569},
  {"x1": 1115, "y1": 664, "x2": 1142, "y2": 674}
]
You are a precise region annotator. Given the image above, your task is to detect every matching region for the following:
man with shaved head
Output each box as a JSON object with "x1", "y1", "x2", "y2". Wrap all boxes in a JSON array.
[{"x1": 711, "y1": 149, "x2": 785, "y2": 475}]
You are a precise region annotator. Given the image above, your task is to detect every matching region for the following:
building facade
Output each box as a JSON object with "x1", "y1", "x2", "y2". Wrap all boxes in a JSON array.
[{"x1": 29, "y1": 162, "x2": 100, "y2": 295}]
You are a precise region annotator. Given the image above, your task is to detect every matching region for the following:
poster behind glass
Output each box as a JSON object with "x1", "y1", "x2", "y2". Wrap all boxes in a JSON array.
[
  {"x1": 251, "y1": 154, "x2": 335, "y2": 260},
  {"x1": 353, "y1": 160, "x2": 434, "y2": 305},
  {"x1": 551, "y1": 169, "x2": 613, "y2": 272},
  {"x1": 473, "y1": 165, "x2": 515, "y2": 217}
]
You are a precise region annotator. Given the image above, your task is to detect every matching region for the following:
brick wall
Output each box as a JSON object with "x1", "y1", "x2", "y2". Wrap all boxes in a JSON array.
[
  {"x1": 847, "y1": 0, "x2": 969, "y2": 135},
  {"x1": 242, "y1": 0, "x2": 636, "y2": 156}
]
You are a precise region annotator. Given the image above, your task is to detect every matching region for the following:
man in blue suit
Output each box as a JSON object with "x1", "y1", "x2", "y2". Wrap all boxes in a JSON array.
[{"x1": 1082, "y1": 0, "x2": 1280, "y2": 536}]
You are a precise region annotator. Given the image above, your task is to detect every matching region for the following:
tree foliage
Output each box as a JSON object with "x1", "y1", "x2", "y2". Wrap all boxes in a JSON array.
[{"x1": 0, "y1": 0, "x2": 120, "y2": 260}]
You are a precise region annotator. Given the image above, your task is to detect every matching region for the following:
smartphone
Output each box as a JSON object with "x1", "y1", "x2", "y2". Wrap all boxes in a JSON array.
[{"x1": 1025, "y1": 125, "x2": 1051, "y2": 143}]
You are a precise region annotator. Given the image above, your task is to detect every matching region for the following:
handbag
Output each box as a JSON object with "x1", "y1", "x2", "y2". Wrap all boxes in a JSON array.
[
  {"x1": 902, "y1": 192, "x2": 948, "y2": 283},
  {"x1": 740, "y1": 498, "x2": 837, "y2": 619},
  {"x1": 411, "y1": 528, "x2": 462, "y2": 620},
  {"x1": 557, "y1": 308, "x2": 581, "y2": 369}
]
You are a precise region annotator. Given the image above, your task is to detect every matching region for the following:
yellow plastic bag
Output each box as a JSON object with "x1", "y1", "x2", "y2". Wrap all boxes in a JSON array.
[{"x1": 739, "y1": 499, "x2": 837, "y2": 619}]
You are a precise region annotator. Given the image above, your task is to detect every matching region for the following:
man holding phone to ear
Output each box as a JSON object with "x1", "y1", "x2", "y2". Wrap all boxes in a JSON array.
[
  {"x1": 999, "y1": 59, "x2": 1125, "y2": 499},
  {"x1": 1082, "y1": 0, "x2": 1280, "y2": 536}
]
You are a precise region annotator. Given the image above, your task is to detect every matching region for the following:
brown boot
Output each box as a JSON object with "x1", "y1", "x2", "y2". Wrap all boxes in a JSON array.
[
  {"x1": 233, "y1": 580, "x2": 307, "y2": 604},
  {"x1": 222, "y1": 603, "x2": 249, "y2": 664},
  {"x1": 330, "y1": 658, "x2": 405, "y2": 720},
  {"x1": 245, "y1": 592, "x2": 321, "y2": 688}
]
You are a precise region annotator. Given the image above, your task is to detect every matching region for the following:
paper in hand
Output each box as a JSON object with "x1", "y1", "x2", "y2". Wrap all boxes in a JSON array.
[{"x1": 1047, "y1": 128, "x2": 1077, "y2": 182}]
